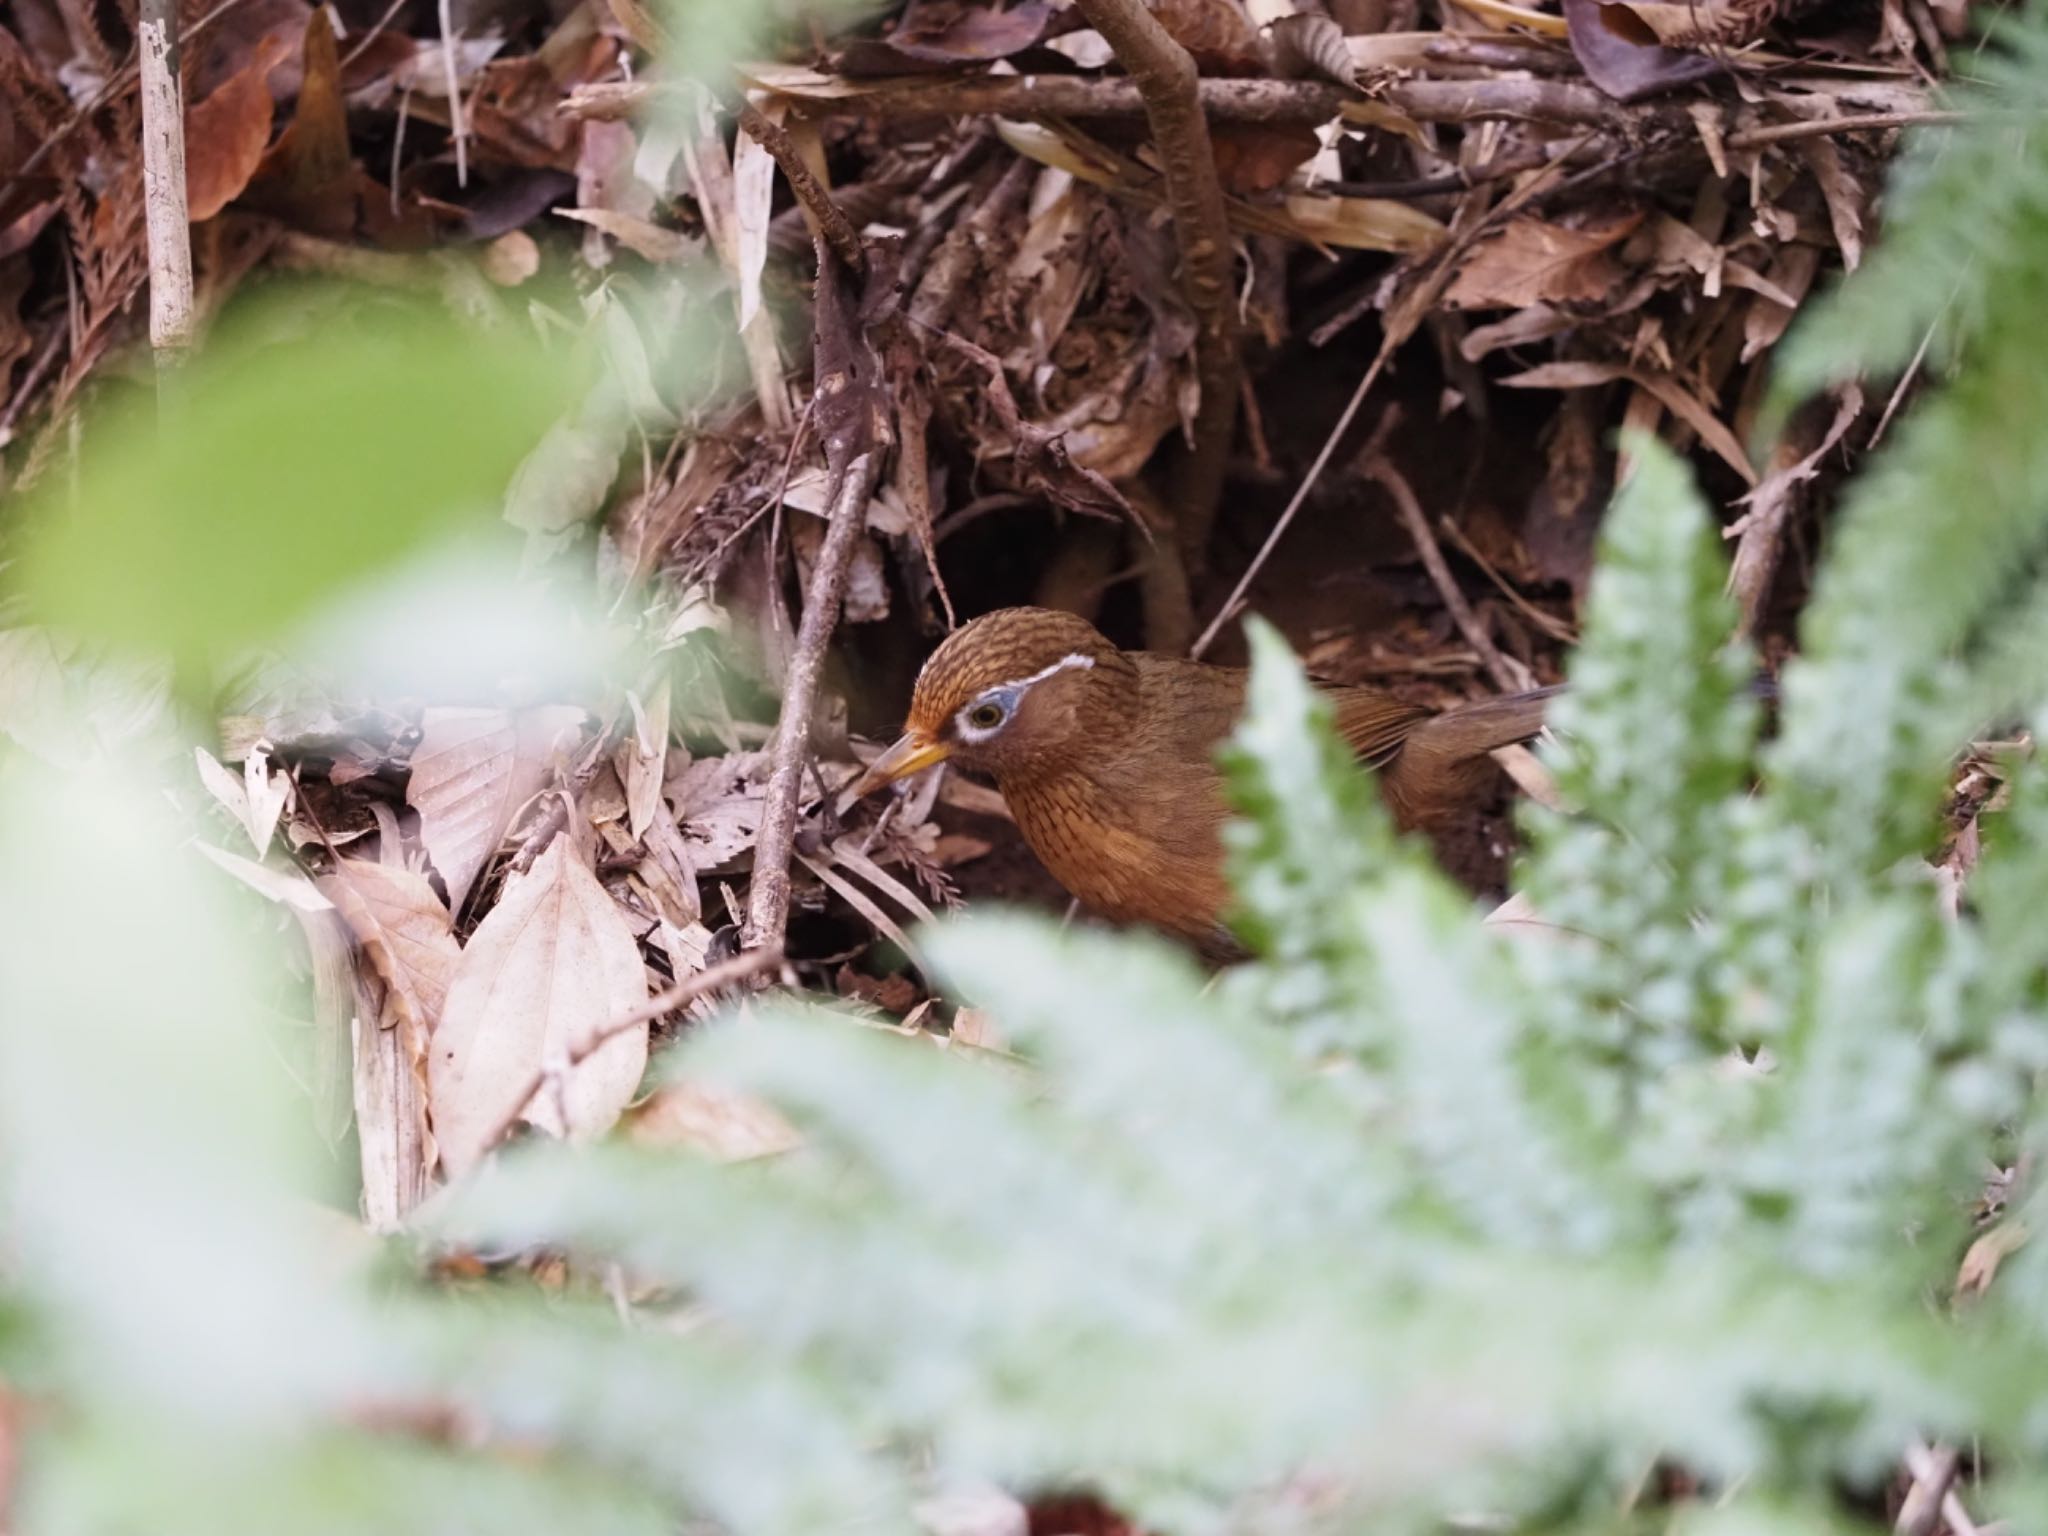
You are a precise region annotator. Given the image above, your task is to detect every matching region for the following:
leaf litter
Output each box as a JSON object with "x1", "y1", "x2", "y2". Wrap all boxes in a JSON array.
[{"x1": 0, "y1": 0, "x2": 1965, "y2": 1214}]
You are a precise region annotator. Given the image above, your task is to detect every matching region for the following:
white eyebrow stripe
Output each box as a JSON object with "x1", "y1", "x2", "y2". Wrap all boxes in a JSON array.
[{"x1": 984, "y1": 652, "x2": 1096, "y2": 696}]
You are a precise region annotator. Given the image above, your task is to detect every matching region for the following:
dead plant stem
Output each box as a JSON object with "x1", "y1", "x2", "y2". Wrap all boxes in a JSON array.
[
  {"x1": 744, "y1": 447, "x2": 883, "y2": 949},
  {"x1": 1071, "y1": 0, "x2": 1240, "y2": 577},
  {"x1": 138, "y1": 0, "x2": 194, "y2": 373}
]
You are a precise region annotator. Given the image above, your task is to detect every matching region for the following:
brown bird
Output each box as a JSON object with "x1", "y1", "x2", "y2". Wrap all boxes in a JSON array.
[{"x1": 847, "y1": 607, "x2": 1558, "y2": 950}]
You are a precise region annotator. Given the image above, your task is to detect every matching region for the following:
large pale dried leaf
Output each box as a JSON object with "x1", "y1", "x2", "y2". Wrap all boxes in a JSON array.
[
  {"x1": 195, "y1": 744, "x2": 290, "y2": 857},
  {"x1": 355, "y1": 981, "x2": 433, "y2": 1228},
  {"x1": 1562, "y1": 0, "x2": 1718, "y2": 101},
  {"x1": 1274, "y1": 193, "x2": 1445, "y2": 254},
  {"x1": 430, "y1": 839, "x2": 649, "y2": 1175},
  {"x1": 732, "y1": 96, "x2": 781, "y2": 330},
  {"x1": 407, "y1": 705, "x2": 586, "y2": 911},
  {"x1": 1445, "y1": 211, "x2": 1643, "y2": 310},
  {"x1": 185, "y1": 37, "x2": 284, "y2": 221},
  {"x1": 318, "y1": 857, "x2": 462, "y2": 1040},
  {"x1": 682, "y1": 93, "x2": 787, "y2": 429},
  {"x1": 554, "y1": 206, "x2": 695, "y2": 262},
  {"x1": 197, "y1": 841, "x2": 335, "y2": 912}
]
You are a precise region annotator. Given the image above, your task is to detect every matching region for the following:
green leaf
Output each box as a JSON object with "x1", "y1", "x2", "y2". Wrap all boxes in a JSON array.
[{"x1": 12, "y1": 287, "x2": 574, "y2": 666}]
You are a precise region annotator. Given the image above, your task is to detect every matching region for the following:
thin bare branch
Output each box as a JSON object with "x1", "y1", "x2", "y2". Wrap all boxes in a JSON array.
[
  {"x1": 469, "y1": 944, "x2": 787, "y2": 1167},
  {"x1": 737, "y1": 100, "x2": 866, "y2": 274}
]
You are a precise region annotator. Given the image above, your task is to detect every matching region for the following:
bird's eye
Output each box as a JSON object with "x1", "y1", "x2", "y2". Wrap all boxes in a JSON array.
[{"x1": 965, "y1": 700, "x2": 1006, "y2": 731}]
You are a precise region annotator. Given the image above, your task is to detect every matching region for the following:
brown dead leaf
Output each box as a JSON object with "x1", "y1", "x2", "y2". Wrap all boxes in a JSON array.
[
  {"x1": 1212, "y1": 124, "x2": 1322, "y2": 197},
  {"x1": 408, "y1": 705, "x2": 587, "y2": 913},
  {"x1": 431, "y1": 838, "x2": 650, "y2": 1176},
  {"x1": 318, "y1": 857, "x2": 462, "y2": 1039},
  {"x1": 1445, "y1": 211, "x2": 1644, "y2": 310},
  {"x1": 1152, "y1": 0, "x2": 1266, "y2": 72},
  {"x1": 185, "y1": 36, "x2": 285, "y2": 221},
  {"x1": 1800, "y1": 136, "x2": 1864, "y2": 271},
  {"x1": 243, "y1": 7, "x2": 355, "y2": 237}
]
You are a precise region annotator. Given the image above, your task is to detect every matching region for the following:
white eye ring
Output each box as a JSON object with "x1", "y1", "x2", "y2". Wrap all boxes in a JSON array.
[{"x1": 959, "y1": 697, "x2": 1009, "y2": 739}]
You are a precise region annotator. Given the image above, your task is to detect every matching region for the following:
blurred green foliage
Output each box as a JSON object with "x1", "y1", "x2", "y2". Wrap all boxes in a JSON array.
[
  {"x1": 7, "y1": 5, "x2": 2048, "y2": 1536},
  {"x1": 13, "y1": 294, "x2": 573, "y2": 666}
]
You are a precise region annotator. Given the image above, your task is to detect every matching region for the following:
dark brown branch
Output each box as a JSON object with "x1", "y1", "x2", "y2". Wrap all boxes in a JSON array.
[
  {"x1": 1068, "y1": 0, "x2": 1240, "y2": 577},
  {"x1": 736, "y1": 101, "x2": 866, "y2": 274},
  {"x1": 571, "y1": 74, "x2": 1661, "y2": 133}
]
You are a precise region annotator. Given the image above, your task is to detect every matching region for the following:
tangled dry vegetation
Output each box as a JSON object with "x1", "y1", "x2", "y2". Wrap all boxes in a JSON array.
[{"x1": 0, "y1": 0, "x2": 1959, "y2": 1221}]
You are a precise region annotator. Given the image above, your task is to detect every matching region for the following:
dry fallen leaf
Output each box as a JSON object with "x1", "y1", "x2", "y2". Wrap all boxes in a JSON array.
[
  {"x1": 407, "y1": 705, "x2": 586, "y2": 912},
  {"x1": 627, "y1": 1076, "x2": 799, "y2": 1159},
  {"x1": 184, "y1": 36, "x2": 286, "y2": 221},
  {"x1": 431, "y1": 838, "x2": 650, "y2": 1176},
  {"x1": 554, "y1": 206, "x2": 695, "y2": 262},
  {"x1": 1445, "y1": 211, "x2": 1644, "y2": 310},
  {"x1": 621, "y1": 685, "x2": 671, "y2": 843},
  {"x1": 1562, "y1": 0, "x2": 1719, "y2": 101},
  {"x1": 318, "y1": 856, "x2": 462, "y2": 1041}
]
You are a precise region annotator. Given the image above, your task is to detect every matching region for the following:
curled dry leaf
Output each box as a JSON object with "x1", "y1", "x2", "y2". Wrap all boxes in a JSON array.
[
  {"x1": 1561, "y1": 0, "x2": 1720, "y2": 101},
  {"x1": 1268, "y1": 12, "x2": 1357, "y2": 87},
  {"x1": 838, "y1": 0, "x2": 1055, "y2": 74},
  {"x1": 407, "y1": 704, "x2": 587, "y2": 912},
  {"x1": 1444, "y1": 211, "x2": 1645, "y2": 310},
  {"x1": 430, "y1": 838, "x2": 650, "y2": 1176}
]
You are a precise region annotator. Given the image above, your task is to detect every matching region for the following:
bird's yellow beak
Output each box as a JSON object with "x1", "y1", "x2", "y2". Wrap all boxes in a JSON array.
[{"x1": 842, "y1": 729, "x2": 952, "y2": 807}]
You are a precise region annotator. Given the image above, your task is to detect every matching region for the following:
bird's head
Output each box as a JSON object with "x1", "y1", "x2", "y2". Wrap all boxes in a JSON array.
[{"x1": 846, "y1": 607, "x2": 1140, "y2": 799}]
